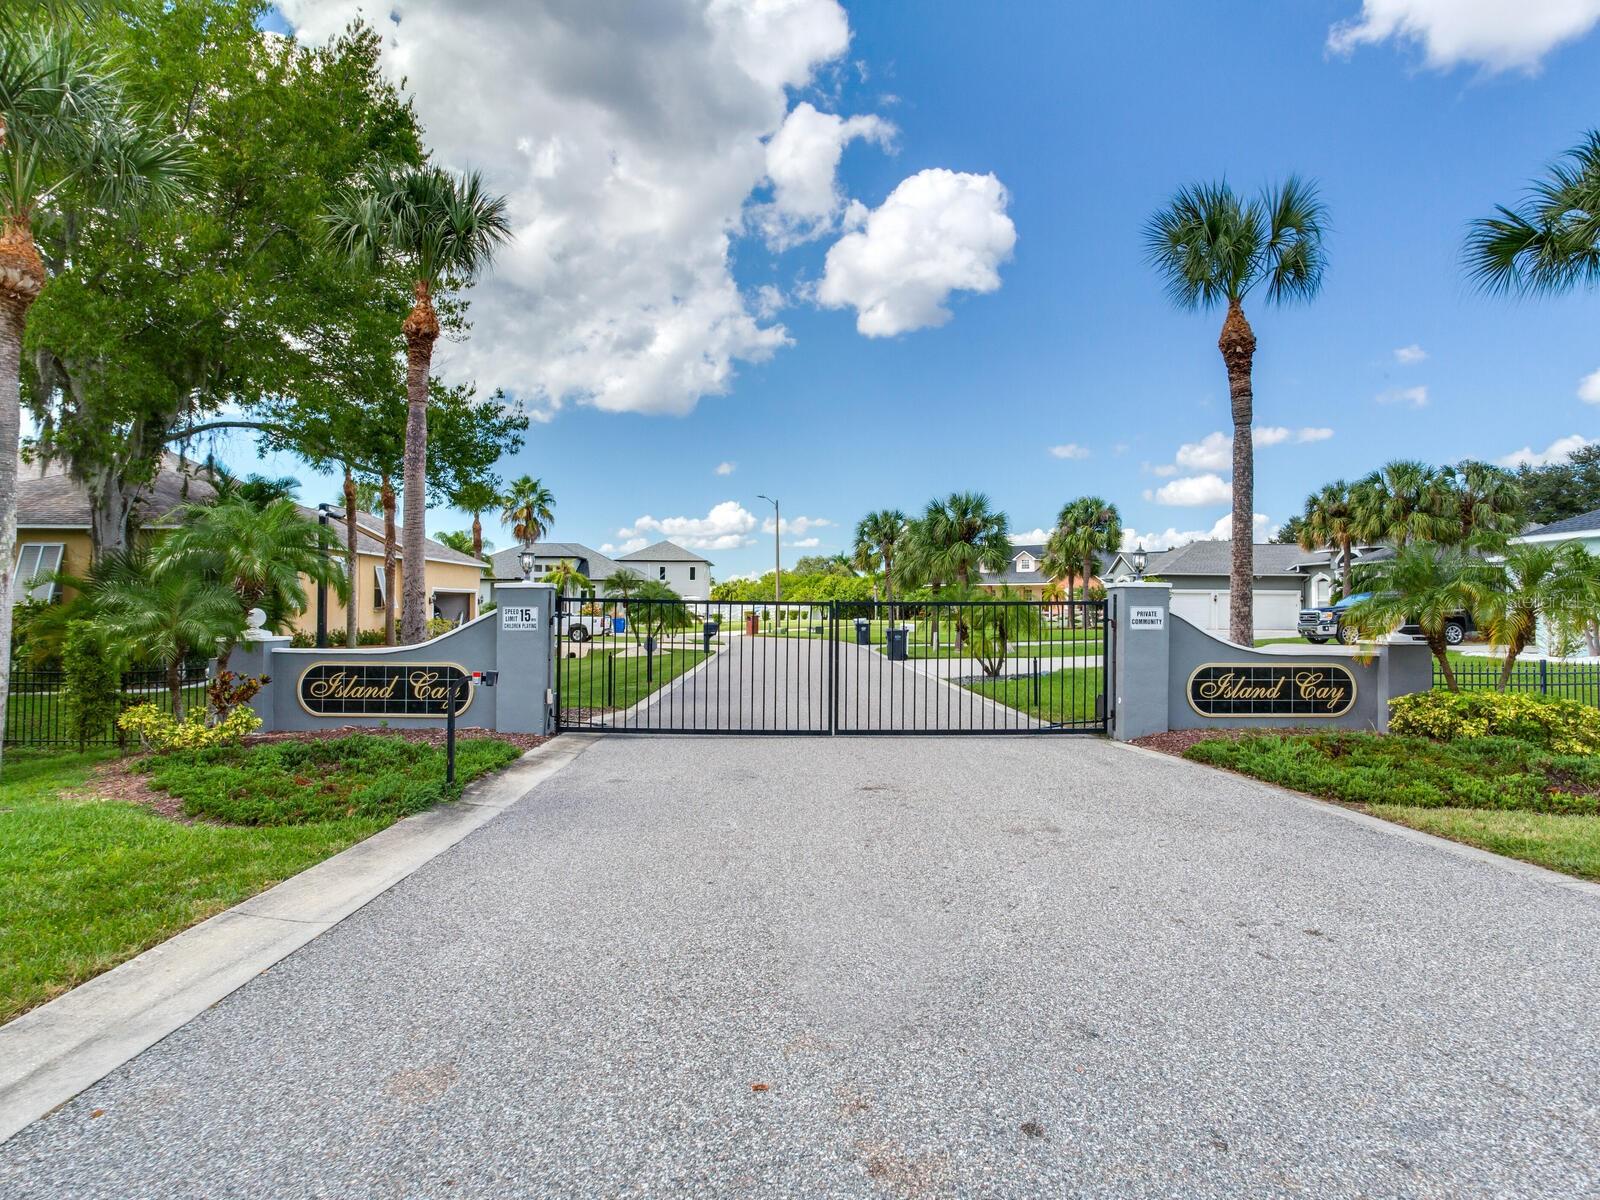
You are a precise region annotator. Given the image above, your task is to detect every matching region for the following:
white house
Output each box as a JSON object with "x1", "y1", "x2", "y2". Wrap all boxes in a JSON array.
[
  {"x1": 484, "y1": 538, "x2": 712, "y2": 602},
  {"x1": 616, "y1": 540, "x2": 712, "y2": 598},
  {"x1": 1103, "y1": 540, "x2": 1326, "y2": 634}
]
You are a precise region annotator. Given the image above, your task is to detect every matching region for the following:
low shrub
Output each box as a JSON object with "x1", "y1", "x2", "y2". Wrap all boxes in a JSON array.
[
  {"x1": 118, "y1": 704, "x2": 262, "y2": 753},
  {"x1": 139, "y1": 734, "x2": 522, "y2": 825},
  {"x1": 1185, "y1": 731, "x2": 1600, "y2": 815},
  {"x1": 61, "y1": 621, "x2": 125, "y2": 749},
  {"x1": 1390, "y1": 689, "x2": 1600, "y2": 755}
]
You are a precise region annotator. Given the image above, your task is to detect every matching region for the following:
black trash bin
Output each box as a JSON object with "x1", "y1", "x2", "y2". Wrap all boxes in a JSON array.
[
  {"x1": 703, "y1": 621, "x2": 718, "y2": 653},
  {"x1": 886, "y1": 627, "x2": 909, "y2": 661},
  {"x1": 855, "y1": 618, "x2": 871, "y2": 646}
]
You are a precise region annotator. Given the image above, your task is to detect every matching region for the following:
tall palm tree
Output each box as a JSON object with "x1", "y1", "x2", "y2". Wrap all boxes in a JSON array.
[
  {"x1": 1467, "y1": 130, "x2": 1600, "y2": 299},
  {"x1": 0, "y1": 25, "x2": 192, "y2": 769},
  {"x1": 1345, "y1": 544, "x2": 1485, "y2": 691},
  {"x1": 1354, "y1": 460, "x2": 1457, "y2": 548},
  {"x1": 501, "y1": 475, "x2": 556, "y2": 549},
  {"x1": 854, "y1": 509, "x2": 908, "y2": 612},
  {"x1": 1446, "y1": 460, "x2": 1525, "y2": 544},
  {"x1": 326, "y1": 165, "x2": 511, "y2": 644},
  {"x1": 909, "y1": 491, "x2": 1011, "y2": 588},
  {"x1": 1145, "y1": 177, "x2": 1329, "y2": 644},
  {"x1": 452, "y1": 478, "x2": 502, "y2": 560},
  {"x1": 1297, "y1": 480, "x2": 1359, "y2": 598}
]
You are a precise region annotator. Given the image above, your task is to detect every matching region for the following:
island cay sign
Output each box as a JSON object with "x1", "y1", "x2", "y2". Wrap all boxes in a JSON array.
[
  {"x1": 1187, "y1": 662, "x2": 1356, "y2": 719},
  {"x1": 297, "y1": 662, "x2": 472, "y2": 719}
]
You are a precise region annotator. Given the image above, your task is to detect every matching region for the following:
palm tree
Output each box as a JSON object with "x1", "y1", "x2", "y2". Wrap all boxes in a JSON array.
[
  {"x1": 1354, "y1": 460, "x2": 1457, "y2": 548},
  {"x1": 99, "y1": 569, "x2": 244, "y2": 719},
  {"x1": 1345, "y1": 544, "x2": 1485, "y2": 691},
  {"x1": 1297, "y1": 480, "x2": 1359, "y2": 598},
  {"x1": 541, "y1": 558, "x2": 591, "y2": 598},
  {"x1": 161, "y1": 498, "x2": 348, "y2": 665},
  {"x1": 854, "y1": 509, "x2": 908, "y2": 612},
  {"x1": 1043, "y1": 498, "x2": 1120, "y2": 627},
  {"x1": 501, "y1": 475, "x2": 556, "y2": 549},
  {"x1": 1467, "y1": 130, "x2": 1600, "y2": 299},
  {"x1": 1446, "y1": 460, "x2": 1525, "y2": 545},
  {"x1": 909, "y1": 492, "x2": 1011, "y2": 588},
  {"x1": 1145, "y1": 177, "x2": 1329, "y2": 644},
  {"x1": 327, "y1": 165, "x2": 511, "y2": 644},
  {"x1": 452, "y1": 478, "x2": 502, "y2": 560},
  {"x1": 0, "y1": 25, "x2": 192, "y2": 769},
  {"x1": 601, "y1": 568, "x2": 643, "y2": 601},
  {"x1": 1476, "y1": 542, "x2": 1600, "y2": 688}
]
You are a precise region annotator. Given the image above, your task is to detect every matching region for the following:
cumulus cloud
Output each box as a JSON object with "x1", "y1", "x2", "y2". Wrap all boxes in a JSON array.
[
  {"x1": 1010, "y1": 528, "x2": 1051, "y2": 543},
  {"x1": 1579, "y1": 368, "x2": 1600, "y2": 404},
  {"x1": 1048, "y1": 443, "x2": 1089, "y2": 460},
  {"x1": 1497, "y1": 434, "x2": 1599, "y2": 468},
  {"x1": 1175, "y1": 432, "x2": 1233, "y2": 472},
  {"x1": 1376, "y1": 385, "x2": 1429, "y2": 407},
  {"x1": 817, "y1": 168, "x2": 1017, "y2": 336},
  {"x1": 1328, "y1": 0, "x2": 1600, "y2": 72},
  {"x1": 612, "y1": 500, "x2": 759, "y2": 551},
  {"x1": 714, "y1": 461, "x2": 736, "y2": 476},
  {"x1": 1153, "y1": 427, "x2": 1330, "y2": 476},
  {"x1": 757, "y1": 101, "x2": 895, "y2": 247},
  {"x1": 1394, "y1": 343, "x2": 1428, "y2": 364},
  {"x1": 1145, "y1": 474, "x2": 1233, "y2": 507},
  {"x1": 787, "y1": 536, "x2": 822, "y2": 549},
  {"x1": 1121, "y1": 512, "x2": 1274, "y2": 552},
  {"x1": 763, "y1": 514, "x2": 833, "y2": 536}
]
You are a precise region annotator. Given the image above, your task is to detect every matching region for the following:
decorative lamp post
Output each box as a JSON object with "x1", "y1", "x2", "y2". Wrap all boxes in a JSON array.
[
  {"x1": 518, "y1": 547, "x2": 536, "y2": 581},
  {"x1": 1132, "y1": 543, "x2": 1147, "y2": 581},
  {"x1": 315, "y1": 502, "x2": 333, "y2": 648}
]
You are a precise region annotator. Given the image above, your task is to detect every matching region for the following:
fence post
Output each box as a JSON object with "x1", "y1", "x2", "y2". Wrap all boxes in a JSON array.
[
  {"x1": 1032, "y1": 657, "x2": 1041, "y2": 706},
  {"x1": 606, "y1": 651, "x2": 615, "y2": 708},
  {"x1": 1539, "y1": 657, "x2": 1548, "y2": 696}
]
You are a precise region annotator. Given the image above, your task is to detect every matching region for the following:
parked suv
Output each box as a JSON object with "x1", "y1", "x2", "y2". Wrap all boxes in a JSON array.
[{"x1": 1297, "y1": 592, "x2": 1470, "y2": 646}]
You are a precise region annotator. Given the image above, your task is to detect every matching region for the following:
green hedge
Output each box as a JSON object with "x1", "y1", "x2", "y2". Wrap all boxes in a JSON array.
[{"x1": 1390, "y1": 689, "x2": 1600, "y2": 755}]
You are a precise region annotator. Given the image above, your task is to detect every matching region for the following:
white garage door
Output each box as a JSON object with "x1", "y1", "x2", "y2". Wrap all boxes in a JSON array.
[
  {"x1": 1252, "y1": 590, "x2": 1302, "y2": 632},
  {"x1": 1170, "y1": 590, "x2": 1227, "y2": 630}
]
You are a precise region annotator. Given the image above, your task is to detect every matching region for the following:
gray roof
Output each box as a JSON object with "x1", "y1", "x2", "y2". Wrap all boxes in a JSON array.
[
  {"x1": 486, "y1": 541, "x2": 634, "y2": 581},
  {"x1": 17, "y1": 456, "x2": 217, "y2": 528},
  {"x1": 1523, "y1": 507, "x2": 1600, "y2": 538},
  {"x1": 618, "y1": 540, "x2": 712, "y2": 564},
  {"x1": 1144, "y1": 540, "x2": 1306, "y2": 578},
  {"x1": 978, "y1": 544, "x2": 1116, "y2": 587},
  {"x1": 312, "y1": 509, "x2": 483, "y2": 568}
]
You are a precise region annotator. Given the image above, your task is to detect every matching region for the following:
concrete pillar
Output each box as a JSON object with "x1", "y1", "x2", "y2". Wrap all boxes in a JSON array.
[
  {"x1": 1376, "y1": 640, "x2": 1434, "y2": 730},
  {"x1": 491, "y1": 581, "x2": 557, "y2": 735},
  {"x1": 229, "y1": 629, "x2": 291, "y2": 728},
  {"x1": 1106, "y1": 582, "x2": 1172, "y2": 742}
]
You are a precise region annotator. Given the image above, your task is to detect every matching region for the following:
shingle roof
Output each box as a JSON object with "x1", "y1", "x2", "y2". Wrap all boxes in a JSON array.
[
  {"x1": 1144, "y1": 540, "x2": 1306, "y2": 578},
  {"x1": 17, "y1": 456, "x2": 217, "y2": 527},
  {"x1": 1523, "y1": 507, "x2": 1600, "y2": 538},
  {"x1": 311, "y1": 509, "x2": 483, "y2": 568},
  {"x1": 618, "y1": 540, "x2": 712, "y2": 564},
  {"x1": 486, "y1": 541, "x2": 634, "y2": 581}
]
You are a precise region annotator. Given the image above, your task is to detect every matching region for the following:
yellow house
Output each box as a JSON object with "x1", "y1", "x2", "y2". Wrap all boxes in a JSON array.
[{"x1": 12, "y1": 458, "x2": 486, "y2": 637}]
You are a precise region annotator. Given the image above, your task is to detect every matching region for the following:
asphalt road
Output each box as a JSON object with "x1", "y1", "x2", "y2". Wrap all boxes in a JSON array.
[{"x1": 3, "y1": 735, "x2": 1598, "y2": 1197}]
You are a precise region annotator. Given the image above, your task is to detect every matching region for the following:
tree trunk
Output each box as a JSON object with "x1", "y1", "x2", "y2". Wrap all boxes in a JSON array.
[
  {"x1": 471, "y1": 512, "x2": 483, "y2": 560},
  {"x1": 1339, "y1": 536, "x2": 1353, "y2": 599},
  {"x1": 1586, "y1": 620, "x2": 1600, "y2": 658},
  {"x1": 343, "y1": 468, "x2": 360, "y2": 648},
  {"x1": 1497, "y1": 637, "x2": 1526, "y2": 692},
  {"x1": 1431, "y1": 635, "x2": 1458, "y2": 692},
  {"x1": 0, "y1": 214, "x2": 45, "y2": 774},
  {"x1": 381, "y1": 474, "x2": 397, "y2": 646},
  {"x1": 1219, "y1": 299, "x2": 1257, "y2": 646},
  {"x1": 399, "y1": 281, "x2": 439, "y2": 644}
]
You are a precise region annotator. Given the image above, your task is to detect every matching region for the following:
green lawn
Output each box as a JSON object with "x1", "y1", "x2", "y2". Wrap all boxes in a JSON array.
[
  {"x1": 0, "y1": 736, "x2": 521, "y2": 1024},
  {"x1": 1183, "y1": 731, "x2": 1600, "y2": 881},
  {"x1": 963, "y1": 665, "x2": 1105, "y2": 726},
  {"x1": 558, "y1": 646, "x2": 709, "y2": 711}
]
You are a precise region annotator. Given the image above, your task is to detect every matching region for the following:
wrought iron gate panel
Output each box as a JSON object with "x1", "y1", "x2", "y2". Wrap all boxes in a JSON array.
[{"x1": 554, "y1": 595, "x2": 1109, "y2": 736}]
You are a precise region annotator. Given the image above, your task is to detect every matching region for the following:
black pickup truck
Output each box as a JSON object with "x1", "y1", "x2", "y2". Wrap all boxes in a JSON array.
[{"x1": 1297, "y1": 592, "x2": 1471, "y2": 645}]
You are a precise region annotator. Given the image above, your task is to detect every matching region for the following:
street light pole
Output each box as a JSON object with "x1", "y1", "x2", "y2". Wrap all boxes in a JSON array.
[
  {"x1": 758, "y1": 494, "x2": 780, "y2": 606},
  {"x1": 315, "y1": 503, "x2": 332, "y2": 648}
]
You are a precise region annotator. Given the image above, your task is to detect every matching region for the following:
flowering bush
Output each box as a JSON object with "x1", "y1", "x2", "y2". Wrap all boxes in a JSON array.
[
  {"x1": 117, "y1": 704, "x2": 261, "y2": 753},
  {"x1": 1389, "y1": 689, "x2": 1600, "y2": 755}
]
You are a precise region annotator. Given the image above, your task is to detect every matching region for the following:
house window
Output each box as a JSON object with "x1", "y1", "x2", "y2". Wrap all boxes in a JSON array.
[
  {"x1": 659, "y1": 566, "x2": 667, "y2": 580},
  {"x1": 373, "y1": 563, "x2": 387, "y2": 610},
  {"x1": 12, "y1": 543, "x2": 64, "y2": 604},
  {"x1": 1016, "y1": 553, "x2": 1036, "y2": 573},
  {"x1": 689, "y1": 566, "x2": 696, "y2": 581}
]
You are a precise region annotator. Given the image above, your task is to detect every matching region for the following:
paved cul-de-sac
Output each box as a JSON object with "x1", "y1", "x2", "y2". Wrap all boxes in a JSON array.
[{"x1": 2, "y1": 735, "x2": 1597, "y2": 1198}]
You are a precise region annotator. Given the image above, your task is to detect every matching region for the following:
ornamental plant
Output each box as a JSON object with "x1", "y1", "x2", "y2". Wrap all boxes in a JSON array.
[
  {"x1": 118, "y1": 704, "x2": 261, "y2": 754},
  {"x1": 1389, "y1": 690, "x2": 1600, "y2": 756},
  {"x1": 60, "y1": 621, "x2": 124, "y2": 749}
]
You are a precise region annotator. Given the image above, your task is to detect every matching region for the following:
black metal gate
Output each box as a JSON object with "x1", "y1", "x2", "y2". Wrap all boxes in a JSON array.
[{"x1": 554, "y1": 596, "x2": 1109, "y2": 736}]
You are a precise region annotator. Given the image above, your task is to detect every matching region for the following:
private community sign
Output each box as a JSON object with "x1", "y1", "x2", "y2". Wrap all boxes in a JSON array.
[
  {"x1": 297, "y1": 662, "x2": 474, "y2": 718},
  {"x1": 1186, "y1": 662, "x2": 1357, "y2": 718}
]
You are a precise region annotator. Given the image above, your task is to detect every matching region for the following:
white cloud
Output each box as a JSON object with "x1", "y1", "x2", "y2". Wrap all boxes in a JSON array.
[
  {"x1": 763, "y1": 514, "x2": 833, "y2": 536},
  {"x1": 613, "y1": 500, "x2": 759, "y2": 551},
  {"x1": 1578, "y1": 368, "x2": 1600, "y2": 404},
  {"x1": 751, "y1": 285, "x2": 786, "y2": 319},
  {"x1": 1010, "y1": 527, "x2": 1051, "y2": 543},
  {"x1": 1048, "y1": 443, "x2": 1089, "y2": 460},
  {"x1": 1145, "y1": 473, "x2": 1233, "y2": 507},
  {"x1": 1175, "y1": 431, "x2": 1233, "y2": 472},
  {"x1": 786, "y1": 537, "x2": 821, "y2": 549},
  {"x1": 1496, "y1": 434, "x2": 1599, "y2": 468},
  {"x1": 1376, "y1": 385, "x2": 1429, "y2": 407},
  {"x1": 1394, "y1": 343, "x2": 1428, "y2": 365},
  {"x1": 599, "y1": 537, "x2": 650, "y2": 555},
  {"x1": 757, "y1": 101, "x2": 895, "y2": 247},
  {"x1": 1328, "y1": 0, "x2": 1600, "y2": 72},
  {"x1": 1122, "y1": 512, "x2": 1274, "y2": 552},
  {"x1": 817, "y1": 168, "x2": 1017, "y2": 336},
  {"x1": 1296, "y1": 427, "x2": 1335, "y2": 443},
  {"x1": 277, "y1": 0, "x2": 859, "y2": 417},
  {"x1": 714, "y1": 461, "x2": 736, "y2": 476}
]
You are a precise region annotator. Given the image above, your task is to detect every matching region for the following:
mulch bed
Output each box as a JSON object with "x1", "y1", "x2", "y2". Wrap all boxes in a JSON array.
[{"x1": 1130, "y1": 727, "x2": 1335, "y2": 758}]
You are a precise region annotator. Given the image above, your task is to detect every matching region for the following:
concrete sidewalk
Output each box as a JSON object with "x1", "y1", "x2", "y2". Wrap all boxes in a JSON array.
[{"x1": 2, "y1": 735, "x2": 1597, "y2": 1197}]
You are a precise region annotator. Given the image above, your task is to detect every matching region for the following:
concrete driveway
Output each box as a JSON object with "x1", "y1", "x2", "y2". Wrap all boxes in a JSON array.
[{"x1": 3, "y1": 735, "x2": 1597, "y2": 1197}]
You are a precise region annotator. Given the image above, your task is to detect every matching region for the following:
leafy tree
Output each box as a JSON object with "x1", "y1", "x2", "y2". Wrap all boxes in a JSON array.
[
  {"x1": 1271, "y1": 514, "x2": 1306, "y2": 546},
  {"x1": 855, "y1": 509, "x2": 909, "y2": 612},
  {"x1": 1346, "y1": 544, "x2": 1485, "y2": 691},
  {"x1": 326, "y1": 163, "x2": 511, "y2": 644},
  {"x1": 452, "y1": 478, "x2": 502, "y2": 560},
  {"x1": 98, "y1": 564, "x2": 243, "y2": 717},
  {"x1": 1297, "y1": 480, "x2": 1359, "y2": 597},
  {"x1": 1476, "y1": 542, "x2": 1600, "y2": 688},
  {"x1": 1467, "y1": 129, "x2": 1600, "y2": 298},
  {"x1": 1145, "y1": 177, "x2": 1329, "y2": 643},
  {"x1": 1513, "y1": 444, "x2": 1600, "y2": 526},
  {"x1": 1353, "y1": 461, "x2": 1457, "y2": 548},
  {"x1": 0, "y1": 16, "x2": 191, "y2": 769},
  {"x1": 61, "y1": 619, "x2": 125, "y2": 749},
  {"x1": 501, "y1": 475, "x2": 556, "y2": 548}
]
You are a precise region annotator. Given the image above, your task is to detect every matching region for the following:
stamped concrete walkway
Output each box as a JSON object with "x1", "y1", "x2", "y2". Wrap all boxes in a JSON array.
[{"x1": 3, "y1": 736, "x2": 1598, "y2": 1197}]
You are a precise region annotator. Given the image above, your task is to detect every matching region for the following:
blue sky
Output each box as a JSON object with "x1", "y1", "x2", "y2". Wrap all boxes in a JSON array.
[{"x1": 241, "y1": 1, "x2": 1600, "y2": 578}]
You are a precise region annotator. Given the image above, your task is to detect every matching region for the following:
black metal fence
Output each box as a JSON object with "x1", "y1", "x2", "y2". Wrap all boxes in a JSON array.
[
  {"x1": 4, "y1": 666, "x2": 212, "y2": 748},
  {"x1": 1436, "y1": 657, "x2": 1600, "y2": 706}
]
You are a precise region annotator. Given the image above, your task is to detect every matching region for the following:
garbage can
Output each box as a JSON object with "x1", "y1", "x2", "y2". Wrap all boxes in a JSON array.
[
  {"x1": 855, "y1": 618, "x2": 871, "y2": 645},
  {"x1": 703, "y1": 621, "x2": 717, "y2": 654},
  {"x1": 744, "y1": 611, "x2": 760, "y2": 636},
  {"x1": 613, "y1": 615, "x2": 627, "y2": 635},
  {"x1": 886, "y1": 627, "x2": 909, "y2": 661}
]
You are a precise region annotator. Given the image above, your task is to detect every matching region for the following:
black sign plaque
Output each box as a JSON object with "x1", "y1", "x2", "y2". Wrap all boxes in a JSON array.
[
  {"x1": 297, "y1": 662, "x2": 472, "y2": 718},
  {"x1": 1187, "y1": 662, "x2": 1356, "y2": 718}
]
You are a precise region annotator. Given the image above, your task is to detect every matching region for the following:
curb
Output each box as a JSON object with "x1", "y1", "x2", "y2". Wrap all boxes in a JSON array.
[{"x1": 0, "y1": 734, "x2": 598, "y2": 1145}]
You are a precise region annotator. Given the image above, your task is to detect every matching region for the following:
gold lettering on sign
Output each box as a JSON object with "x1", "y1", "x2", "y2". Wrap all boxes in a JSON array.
[
  {"x1": 1195, "y1": 671, "x2": 1287, "y2": 703},
  {"x1": 408, "y1": 670, "x2": 452, "y2": 703},
  {"x1": 305, "y1": 670, "x2": 401, "y2": 703},
  {"x1": 1294, "y1": 670, "x2": 1346, "y2": 710}
]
